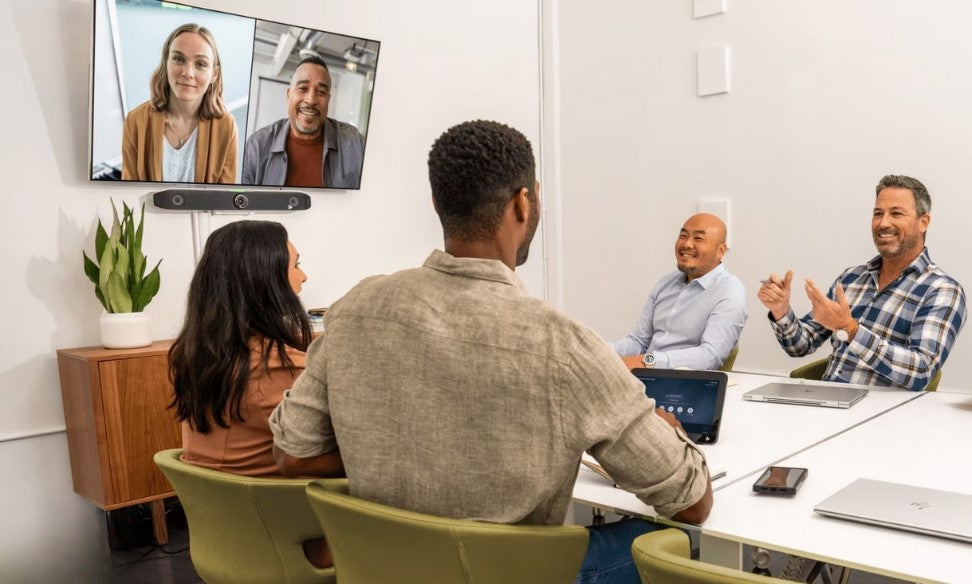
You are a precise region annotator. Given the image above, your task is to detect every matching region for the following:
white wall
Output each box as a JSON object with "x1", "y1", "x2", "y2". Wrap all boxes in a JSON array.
[
  {"x1": 552, "y1": 0, "x2": 972, "y2": 391},
  {"x1": 0, "y1": 0, "x2": 543, "y2": 579}
]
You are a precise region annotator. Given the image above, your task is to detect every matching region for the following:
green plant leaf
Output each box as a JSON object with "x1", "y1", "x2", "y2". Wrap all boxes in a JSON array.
[
  {"x1": 124, "y1": 203, "x2": 135, "y2": 253},
  {"x1": 95, "y1": 220, "x2": 108, "y2": 260},
  {"x1": 135, "y1": 203, "x2": 145, "y2": 251},
  {"x1": 133, "y1": 261, "x2": 162, "y2": 312},
  {"x1": 114, "y1": 244, "x2": 130, "y2": 284},
  {"x1": 89, "y1": 198, "x2": 161, "y2": 312},
  {"x1": 133, "y1": 203, "x2": 146, "y2": 279},
  {"x1": 98, "y1": 242, "x2": 114, "y2": 295},
  {"x1": 110, "y1": 199, "x2": 122, "y2": 240},
  {"x1": 84, "y1": 251, "x2": 109, "y2": 311},
  {"x1": 83, "y1": 251, "x2": 99, "y2": 285},
  {"x1": 94, "y1": 287, "x2": 107, "y2": 311},
  {"x1": 107, "y1": 270, "x2": 132, "y2": 313}
]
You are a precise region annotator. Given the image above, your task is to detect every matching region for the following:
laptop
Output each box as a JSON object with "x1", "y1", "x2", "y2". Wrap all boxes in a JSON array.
[
  {"x1": 814, "y1": 478, "x2": 972, "y2": 543},
  {"x1": 743, "y1": 380, "x2": 868, "y2": 409},
  {"x1": 630, "y1": 368, "x2": 728, "y2": 444}
]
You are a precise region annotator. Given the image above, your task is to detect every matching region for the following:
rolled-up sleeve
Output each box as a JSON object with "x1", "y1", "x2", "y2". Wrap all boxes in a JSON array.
[
  {"x1": 598, "y1": 407, "x2": 709, "y2": 517},
  {"x1": 269, "y1": 334, "x2": 338, "y2": 458},
  {"x1": 566, "y1": 330, "x2": 709, "y2": 518}
]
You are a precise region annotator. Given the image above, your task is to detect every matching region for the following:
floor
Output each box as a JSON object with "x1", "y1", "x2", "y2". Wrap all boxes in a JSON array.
[{"x1": 107, "y1": 501, "x2": 202, "y2": 584}]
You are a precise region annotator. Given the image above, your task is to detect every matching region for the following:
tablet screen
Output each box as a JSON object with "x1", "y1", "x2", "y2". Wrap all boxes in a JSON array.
[{"x1": 636, "y1": 374, "x2": 721, "y2": 436}]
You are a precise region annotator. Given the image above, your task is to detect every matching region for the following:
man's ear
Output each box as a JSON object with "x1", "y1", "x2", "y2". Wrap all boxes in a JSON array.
[{"x1": 512, "y1": 187, "x2": 530, "y2": 222}]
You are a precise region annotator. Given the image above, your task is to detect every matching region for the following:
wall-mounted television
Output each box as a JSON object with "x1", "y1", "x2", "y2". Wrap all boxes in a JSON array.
[{"x1": 90, "y1": 0, "x2": 380, "y2": 190}]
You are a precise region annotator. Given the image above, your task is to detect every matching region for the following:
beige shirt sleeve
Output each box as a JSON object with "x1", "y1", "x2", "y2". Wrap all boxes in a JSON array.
[
  {"x1": 562, "y1": 325, "x2": 710, "y2": 518},
  {"x1": 268, "y1": 333, "x2": 338, "y2": 458}
]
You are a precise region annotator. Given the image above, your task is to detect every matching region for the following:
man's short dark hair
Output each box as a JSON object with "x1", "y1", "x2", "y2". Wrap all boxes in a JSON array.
[
  {"x1": 875, "y1": 174, "x2": 931, "y2": 216},
  {"x1": 428, "y1": 120, "x2": 536, "y2": 240},
  {"x1": 295, "y1": 56, "x2": 329, "y2": 76}
]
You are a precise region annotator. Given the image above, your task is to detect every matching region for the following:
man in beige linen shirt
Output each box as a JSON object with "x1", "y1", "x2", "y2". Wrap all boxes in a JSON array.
[{"x1": 269, "y1": 120, "x2": 711, "y2": 583}]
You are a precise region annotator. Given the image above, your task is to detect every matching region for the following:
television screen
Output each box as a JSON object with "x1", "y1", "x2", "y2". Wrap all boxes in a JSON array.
[{"x1": 90, "y1": 0, "x2": 380, "y2": 190}]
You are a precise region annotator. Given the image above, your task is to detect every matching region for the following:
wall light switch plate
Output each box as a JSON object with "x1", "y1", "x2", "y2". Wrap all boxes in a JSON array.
[
  {"x1": 694, "y1": 0, "x2": 726, "y2": 18},
  {"x1": 697, "y1": 44, "x2": 730, "y2": 96},
  {"x1": 693, "y1": 0, "x2": 726, "y2": 18}
]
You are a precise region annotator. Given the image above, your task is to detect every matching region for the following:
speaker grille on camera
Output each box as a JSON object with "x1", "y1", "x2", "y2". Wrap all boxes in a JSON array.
[{"x1": 153, "y1": 190, "x2": 311, "y2": 211}]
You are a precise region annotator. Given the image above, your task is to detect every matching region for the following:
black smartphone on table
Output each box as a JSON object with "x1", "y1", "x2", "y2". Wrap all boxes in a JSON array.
[{"x1": 752, "y1": 466, "x2": 808, "y2": 495}]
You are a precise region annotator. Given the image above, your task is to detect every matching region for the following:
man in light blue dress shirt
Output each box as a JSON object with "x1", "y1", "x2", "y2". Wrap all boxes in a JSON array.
[{"x1": 611, "y1": 213, "x2": 748, "y2": 370}]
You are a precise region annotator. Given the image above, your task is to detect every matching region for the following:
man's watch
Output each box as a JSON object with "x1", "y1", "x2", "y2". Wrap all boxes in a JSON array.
[
  {"x1": 834, "y1": 322, "x2": 855, "y2": 343},
  {"x1": 642, "y1": 353, "x2": 656, "y2": 368}
]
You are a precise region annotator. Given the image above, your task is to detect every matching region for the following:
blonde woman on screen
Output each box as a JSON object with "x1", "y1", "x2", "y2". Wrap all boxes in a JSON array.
[{"x1": 121, "y1": 23, "x2": 237, "y2": 183}]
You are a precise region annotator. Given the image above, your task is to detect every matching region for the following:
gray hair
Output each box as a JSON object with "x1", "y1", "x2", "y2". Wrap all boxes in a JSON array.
[{"x1": 875, "y1": 175, "x2": 931, "y2": 216}]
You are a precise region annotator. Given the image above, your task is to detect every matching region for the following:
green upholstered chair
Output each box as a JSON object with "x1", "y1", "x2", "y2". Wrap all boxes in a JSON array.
[
  {"x1": 154, "y1": 448, "x2": 345, "y2": 584},
  {"x1": 788, "y1": 358, "x2": 942, "y2": 390},
  {"x1": 631, "y1": 529, "x2": 788, "y2": 584},
  {"x1": 304, "y1": 481, "x2": 589, "y2": 584},
  {"x1": 719, "y1": 346, "x2": 740, "y2": 372},
  {"x1": 787, "y1": 358, "x2": 828, "y2": 381}
]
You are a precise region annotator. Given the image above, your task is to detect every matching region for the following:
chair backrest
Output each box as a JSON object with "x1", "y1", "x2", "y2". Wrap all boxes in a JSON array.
[
  {"x1": 719, "y1": 346, "x2": 740, "y2": 372},
  {"x1": 304, "y1": 481, "x2": 589, "y2": 584},
  {"x1": 788, "y1": 358, "x2": 828, "y2": 380},
  {"x1": 153, "y1": 448, "x2": 344, "y2": 584},
  {"x1": 789, "y1": 358, "x2": 942, "y2": 391},
  {"x1": 631, "y1": 529, "x2": 788, "y2": 584}
]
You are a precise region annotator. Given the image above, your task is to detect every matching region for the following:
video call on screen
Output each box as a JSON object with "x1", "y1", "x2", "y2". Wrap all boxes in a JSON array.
[
  {"x1": 639, "y1": 377, "x2": 718, "y2": 428},
  {"x1": 90, "y1": 0, "x2": 380, "y2": 189}
]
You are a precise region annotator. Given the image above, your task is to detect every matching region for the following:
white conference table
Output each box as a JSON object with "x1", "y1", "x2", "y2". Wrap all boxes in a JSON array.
[
  {"x1": 699, "y1": 390, "x2": 972, "y2": 584},
  {"x1": 572, "y1": 372, "x2": 922, "y2": 517}
]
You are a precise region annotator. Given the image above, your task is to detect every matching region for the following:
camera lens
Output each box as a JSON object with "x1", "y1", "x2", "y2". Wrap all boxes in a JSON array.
[
  {"x1": 233, "y1": 194, "x2": 249, "y2": 209},
  {"x1": 171, "y1": 193, "x2": 185, "y2": 207}
]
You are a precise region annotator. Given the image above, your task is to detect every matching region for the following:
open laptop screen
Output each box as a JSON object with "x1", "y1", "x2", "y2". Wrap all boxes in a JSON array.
[{"x1": 631, "y1": 368, "x2": 727, "y2": 443}]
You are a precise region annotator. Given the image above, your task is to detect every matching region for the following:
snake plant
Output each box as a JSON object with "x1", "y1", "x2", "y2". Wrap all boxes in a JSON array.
[{"x1": 82, "y1": 200, "x2": 161, "y2": 313}]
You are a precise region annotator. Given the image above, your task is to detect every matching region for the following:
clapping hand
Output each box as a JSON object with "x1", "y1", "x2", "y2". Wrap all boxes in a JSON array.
[{"x1": 805, "y1": 280, "x2": 853, "y2": 332}]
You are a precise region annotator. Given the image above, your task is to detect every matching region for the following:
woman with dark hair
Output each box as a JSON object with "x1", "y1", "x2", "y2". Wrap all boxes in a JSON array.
[
  {"x1": 122, "y1": 23, "x2": 238, "y2": 183},
  {"x1": 170, "y1": 220, "x2": 339, "y2": 477}
]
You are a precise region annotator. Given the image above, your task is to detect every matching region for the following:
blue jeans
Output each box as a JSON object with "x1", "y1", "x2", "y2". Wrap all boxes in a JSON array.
[{"x1": 573, "y1": 518, "x2": 664, "y2": 584}]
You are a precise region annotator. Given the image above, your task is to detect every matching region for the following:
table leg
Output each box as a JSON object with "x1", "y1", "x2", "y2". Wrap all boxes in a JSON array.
[
  {"x1": 592, "y1": 507, "x2": 606, "y2": 526},
  {"x1": 699, "y1": 532, "x2": 742, "y2": 569},
  {"x1": 150, "y1": 499, "x2": 169, "y2": 546}
]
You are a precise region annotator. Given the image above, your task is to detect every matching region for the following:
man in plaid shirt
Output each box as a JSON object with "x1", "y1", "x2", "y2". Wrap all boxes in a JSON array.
[{"x1": 758, "y1": 175, "x2": 966, "y2": 390}]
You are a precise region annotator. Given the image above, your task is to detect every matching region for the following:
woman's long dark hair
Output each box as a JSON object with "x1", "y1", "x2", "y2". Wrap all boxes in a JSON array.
[{"x1": 169, "y1": 220, "x2": 311, "y2": 433}]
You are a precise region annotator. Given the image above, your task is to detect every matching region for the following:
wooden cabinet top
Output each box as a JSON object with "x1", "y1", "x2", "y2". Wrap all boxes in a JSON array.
[{"x1": 57, "y1": 340, "x2": 174, "y2": 362}]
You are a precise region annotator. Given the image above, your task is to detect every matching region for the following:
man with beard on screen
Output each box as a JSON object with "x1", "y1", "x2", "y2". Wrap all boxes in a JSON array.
[{"x1": 242, "y1": 56, "x2": 364, "y2": 188}]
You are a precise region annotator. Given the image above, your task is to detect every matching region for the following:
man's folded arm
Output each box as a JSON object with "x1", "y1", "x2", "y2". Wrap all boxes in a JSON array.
[{"x1": 272, "y1": 444, "x2": 343, "y2": 478}]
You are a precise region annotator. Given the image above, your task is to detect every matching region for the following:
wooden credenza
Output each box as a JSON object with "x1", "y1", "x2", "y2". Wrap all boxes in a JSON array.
[{"x1": 57, "y1": 341, "x2": 180, "y2": 545}]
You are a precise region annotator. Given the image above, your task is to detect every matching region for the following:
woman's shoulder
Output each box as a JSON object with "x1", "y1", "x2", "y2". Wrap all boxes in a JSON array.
[
  {"x1": 208, "y1": 110, "x2": 239, "y2": 135},
  {"x1": 281, "y1": 344, "x2": 307, "y2": 368},
  {"x1": 124, "y1": 101, "x2": 158, "y2": 125},
  {"x1": 250, "y1": 338, "x2": 306, "y2": 370}
]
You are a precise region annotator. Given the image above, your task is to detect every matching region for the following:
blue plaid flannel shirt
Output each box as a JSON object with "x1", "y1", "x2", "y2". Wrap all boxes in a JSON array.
[{"x1": 770, "y1": 248, "x2": 966, "y2": 390}]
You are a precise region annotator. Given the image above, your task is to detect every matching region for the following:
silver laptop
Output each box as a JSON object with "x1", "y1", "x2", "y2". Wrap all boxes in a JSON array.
[
  {"x1": 814, "y1": 478, "x2": 972, "y2": 543},
  {"x1": 743, "y1": 381, "x2": 868, "y2": 409}
]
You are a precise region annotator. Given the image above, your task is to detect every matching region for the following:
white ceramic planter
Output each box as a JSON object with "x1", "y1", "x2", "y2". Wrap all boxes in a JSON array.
[{"x1": 100, "y1": 312, "x2": 153, "y2": 349}]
